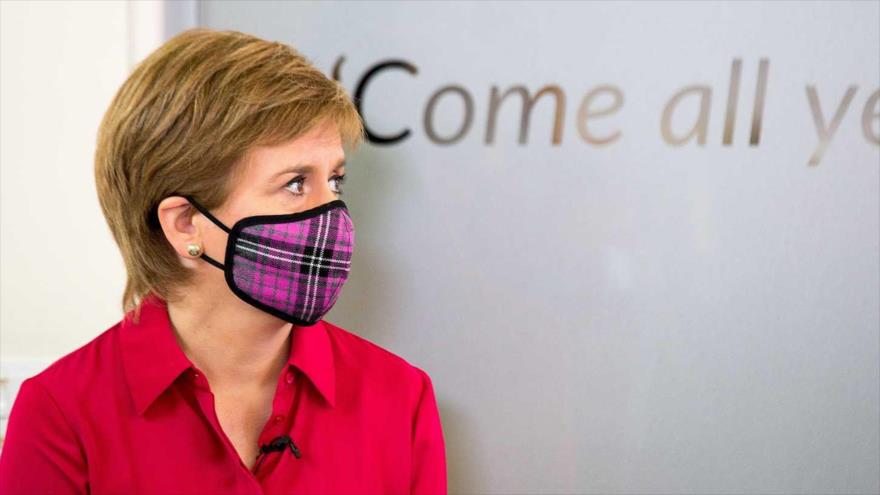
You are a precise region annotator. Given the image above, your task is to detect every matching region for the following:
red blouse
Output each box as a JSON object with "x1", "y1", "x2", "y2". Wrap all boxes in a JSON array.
[{"x1": 0, "y1": 292, "x2": 447, "y2": 494}]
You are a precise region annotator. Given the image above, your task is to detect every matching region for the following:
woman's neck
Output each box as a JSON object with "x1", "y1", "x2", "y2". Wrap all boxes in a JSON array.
[{"x1": 165, "y1": 289, "x2": 292, "y2": 392}]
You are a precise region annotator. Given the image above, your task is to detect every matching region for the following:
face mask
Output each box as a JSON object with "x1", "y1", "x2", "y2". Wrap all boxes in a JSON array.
[{"x1": 183, "y1": 195, "x2": 354, "y2": 326}]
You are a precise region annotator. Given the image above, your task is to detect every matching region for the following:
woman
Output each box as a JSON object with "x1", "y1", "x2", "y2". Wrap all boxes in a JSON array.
[{"x1": 0, "y1": 28, "x2": 446, "y2": 494}]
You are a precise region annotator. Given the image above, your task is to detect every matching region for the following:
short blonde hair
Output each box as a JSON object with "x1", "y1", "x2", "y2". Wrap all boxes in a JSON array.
[{"x1": 94, "y1": 28, "x2": 365, "y2": 323}]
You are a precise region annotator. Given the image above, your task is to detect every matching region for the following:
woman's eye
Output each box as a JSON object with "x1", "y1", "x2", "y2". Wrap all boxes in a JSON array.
[
  {"x1": 284, "y1": 176, "x2": 305, "y2": 196},
  {"x1": 283, "y1": 174, "x2": 346, "y2": 197},
  {"x1": 331, "y1": 174, "x2": 346, "y2": 196}
]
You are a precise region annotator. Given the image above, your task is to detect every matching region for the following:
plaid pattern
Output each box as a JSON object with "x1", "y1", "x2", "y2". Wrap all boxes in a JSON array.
[{"x1": 231, "y1": 205, "x2": 354, "y2": 324}]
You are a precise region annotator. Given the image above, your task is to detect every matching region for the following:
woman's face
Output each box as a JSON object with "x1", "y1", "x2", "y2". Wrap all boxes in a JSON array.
[
  {"x1": 157, "y1": 117, "x2": 348, "y2": 291},
  {"x1": 205, "y1": 117, "x2": 347, "y2": 236}
]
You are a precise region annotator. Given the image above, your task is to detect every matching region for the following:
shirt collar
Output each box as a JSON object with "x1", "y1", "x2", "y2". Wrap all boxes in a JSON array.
[{"x1": 120, "y1": 292, "x2": 336, "y2": 416}]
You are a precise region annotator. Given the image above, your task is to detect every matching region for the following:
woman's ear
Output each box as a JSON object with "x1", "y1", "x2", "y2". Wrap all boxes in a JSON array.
[{"x1": 156, "y1": 196, "x2": 201, "y2": 261}]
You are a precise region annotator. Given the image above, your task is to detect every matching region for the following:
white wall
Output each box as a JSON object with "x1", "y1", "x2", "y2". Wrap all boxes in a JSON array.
[
  {"x1": 199, "y1": 1, "x2": 879, "y2": 494},
  {"x1": 0, "y1": 0, "x2": 195, "y2": 452}
]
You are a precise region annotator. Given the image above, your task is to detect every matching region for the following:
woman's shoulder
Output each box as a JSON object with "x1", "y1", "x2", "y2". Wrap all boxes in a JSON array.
[
  {"x1": 320, "y1": 319, "x2": 434, "y2": 390},
  {"x1": 22, "y1": 321, "x2": 122, "y2": 407},
  {"x1": 0, "y1": 323, "x2": 121, "y2": 492}
]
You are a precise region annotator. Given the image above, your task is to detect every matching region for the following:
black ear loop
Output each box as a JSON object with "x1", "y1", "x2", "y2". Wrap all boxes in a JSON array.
[{"x1": 181, "y1": 194, "x2": 229, "y2": 272}]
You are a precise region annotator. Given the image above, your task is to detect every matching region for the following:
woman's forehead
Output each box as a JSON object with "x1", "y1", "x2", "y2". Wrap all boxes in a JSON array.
[{"x1": 240, "y1": 131, "x2": 345, "y2": 180}]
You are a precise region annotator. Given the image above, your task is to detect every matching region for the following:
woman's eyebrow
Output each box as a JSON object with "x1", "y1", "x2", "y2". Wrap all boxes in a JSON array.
[{"x1": 272, "y1": 159, "x2": 346, "y2": 178}]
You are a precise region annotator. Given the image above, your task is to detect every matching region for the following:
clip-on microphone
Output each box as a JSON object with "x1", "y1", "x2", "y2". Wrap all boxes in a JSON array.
[{"x1": 253, "y1": 434, "x2": 302, "y2": 473}]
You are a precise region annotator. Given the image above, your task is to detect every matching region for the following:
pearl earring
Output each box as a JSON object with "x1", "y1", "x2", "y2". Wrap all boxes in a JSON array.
[{"x1": 187, "y1": 244, "x2": 203, "y2": 257}]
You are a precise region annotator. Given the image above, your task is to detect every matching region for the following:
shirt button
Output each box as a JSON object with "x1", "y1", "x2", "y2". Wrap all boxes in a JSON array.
[
  {"x1": 285, "y1": 371, "x2": 294, "y2": 384},
  {"x1": 274, "y1": 415, "x2": 284, "y2": 423}
]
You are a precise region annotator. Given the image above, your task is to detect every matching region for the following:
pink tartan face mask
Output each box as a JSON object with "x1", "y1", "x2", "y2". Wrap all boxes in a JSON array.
[{"x1": 184, "y1": 195, "x2": 354, "y2": 326}]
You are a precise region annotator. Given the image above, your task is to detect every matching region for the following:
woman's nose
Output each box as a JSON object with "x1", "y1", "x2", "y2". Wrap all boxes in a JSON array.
[{"x1": 310, "y1": 182, "x2": 340, "y2": 209}]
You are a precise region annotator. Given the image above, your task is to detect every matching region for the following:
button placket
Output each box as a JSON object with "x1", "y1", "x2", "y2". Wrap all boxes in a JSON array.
[
  {"x1": 268, "y1": 371, "x2": 293, "y2": 429},
  {"x1": 251, "y1": 369, "x2": 299, "y2": 475}
]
